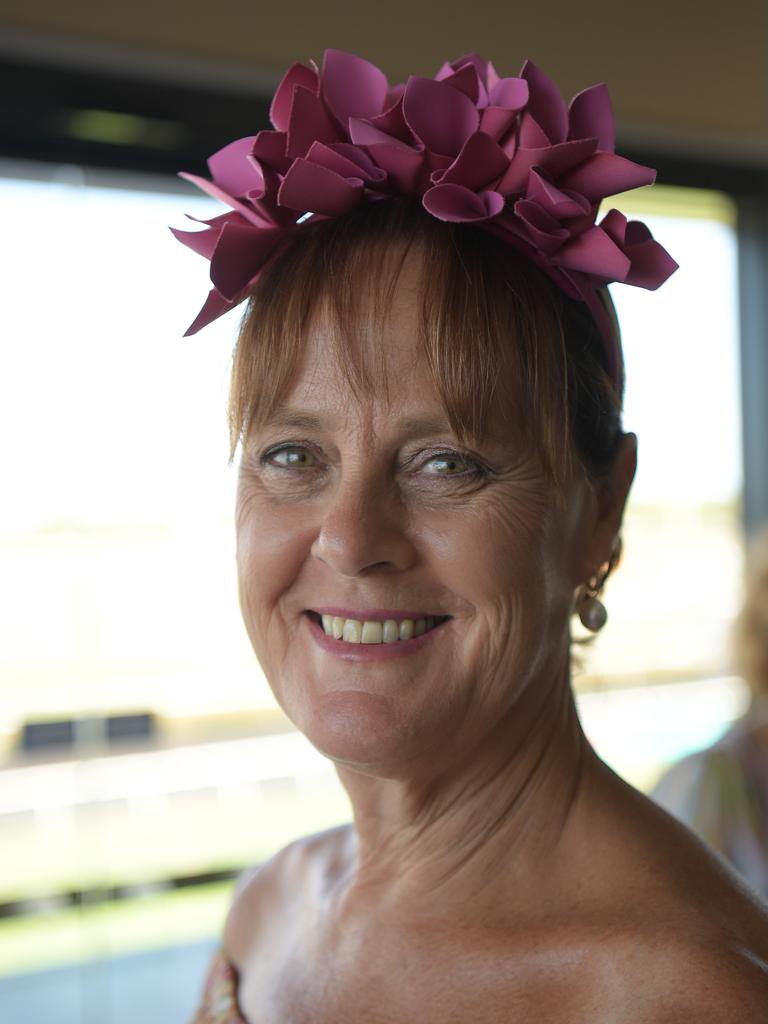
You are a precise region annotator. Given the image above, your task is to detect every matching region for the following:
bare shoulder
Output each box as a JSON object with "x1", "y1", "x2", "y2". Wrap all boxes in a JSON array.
[
  {"x1": 222, "y1": 823, "x2": 352, "y2": 966},
  {"x1": 559, "y1": 770, "x2": 768, "y2": 1020},
  {"x1": 612, "y1": 929, "x2": 768, "y2": 1023}
]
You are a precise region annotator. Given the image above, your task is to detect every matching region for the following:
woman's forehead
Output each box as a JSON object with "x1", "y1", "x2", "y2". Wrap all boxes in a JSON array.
[
  {"x1": 280, "y1": 336, "x2": 450, "y2": 433},
  {"x1": 288, "y1": 273, "x2": 430, "y2": 397}
]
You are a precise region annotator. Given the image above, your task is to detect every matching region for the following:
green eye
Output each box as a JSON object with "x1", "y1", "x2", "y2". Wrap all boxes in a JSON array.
[
  {"x1": 270, "y1": 447, "x2": 317, "y2": 468},
  {"x1": 424, "y1": 454, "x2": 472, "y2": 475}
]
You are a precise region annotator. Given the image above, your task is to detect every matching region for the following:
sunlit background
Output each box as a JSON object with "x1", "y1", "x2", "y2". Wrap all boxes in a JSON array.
[
  {"x1": 2, "y1": 4, "x2": 767, "y2": 1019},
  {"x1": 0, "y1": 166, "x2": 747, "y2": 1013}
]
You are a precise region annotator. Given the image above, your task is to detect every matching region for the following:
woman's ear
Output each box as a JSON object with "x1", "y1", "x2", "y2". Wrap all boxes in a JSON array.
[{"x1": 588, "y1": 432, "x2": 637, "y2": 570}]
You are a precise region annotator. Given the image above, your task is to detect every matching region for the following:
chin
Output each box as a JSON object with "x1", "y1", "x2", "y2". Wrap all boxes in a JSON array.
[{"x1": 292, "y1": 687, "x2": 432, "y2": 776}]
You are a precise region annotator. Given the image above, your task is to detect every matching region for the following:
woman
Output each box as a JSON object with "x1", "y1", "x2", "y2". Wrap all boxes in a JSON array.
[
  {"x1": 653, "y1": 527, "x2": 768, "y2": 898},
  {"x1": 175, "y1": 50, "x2": 768, "y2": 1022}
]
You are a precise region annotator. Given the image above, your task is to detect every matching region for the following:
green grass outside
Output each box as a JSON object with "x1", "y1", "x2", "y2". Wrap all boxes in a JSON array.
[{"x1": 0, "y1": 881, "x2": 231, "y2": 977}]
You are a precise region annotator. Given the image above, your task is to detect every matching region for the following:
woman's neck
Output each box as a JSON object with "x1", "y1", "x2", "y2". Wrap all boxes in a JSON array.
[{"x1": 332, "y1": 674, "x2": 597, "y2": 926}]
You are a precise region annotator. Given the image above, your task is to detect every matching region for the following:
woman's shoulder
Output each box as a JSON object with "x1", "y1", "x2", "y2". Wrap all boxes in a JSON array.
[
  {"x1": 600, "y1": 924, "x2": 768, "y2": 1022},
  {"x1": 221, "y1": 823, "x2": 352, "y2": 965}
]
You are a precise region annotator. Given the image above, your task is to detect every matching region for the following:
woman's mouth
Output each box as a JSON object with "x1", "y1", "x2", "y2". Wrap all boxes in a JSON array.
[{"x1": 308, "y1": 611, "x2": 450, "y2": 645}]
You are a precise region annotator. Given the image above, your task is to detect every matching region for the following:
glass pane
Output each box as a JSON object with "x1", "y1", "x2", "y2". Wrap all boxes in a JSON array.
[
  {"x1": 576, "y1": 187, "x2": 747, "y2": 787},
  {"x1": 0, "y1": 168, "x2": 747, "y2": 1018}
]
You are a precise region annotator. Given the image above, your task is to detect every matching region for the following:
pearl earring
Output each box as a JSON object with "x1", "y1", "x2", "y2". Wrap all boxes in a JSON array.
[
  {"x1": 576, "y1": 538, "x2": 622, "y2": 633},
  {"x1": 577, "y1": 586, "x2": 608, "y2": 632}
]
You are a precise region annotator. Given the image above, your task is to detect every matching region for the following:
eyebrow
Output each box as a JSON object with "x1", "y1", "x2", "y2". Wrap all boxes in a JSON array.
[
  {"x1": 262, "y1": 410, "x2": 454, "y2": 438},
  {"x1": 398, "y1": 416, "x2": 454, "y2": 438},
  {"x1": 262, "y1": 410, "x2": 325, "y2": 431}
]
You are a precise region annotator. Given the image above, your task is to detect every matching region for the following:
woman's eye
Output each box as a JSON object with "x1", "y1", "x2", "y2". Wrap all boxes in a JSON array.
[
  {"x1": 266, "y1": 446, "x2": 318, "y2": 469},
  {"x1": 422, "y1": 453, "x2": 475, "y2": 476}
]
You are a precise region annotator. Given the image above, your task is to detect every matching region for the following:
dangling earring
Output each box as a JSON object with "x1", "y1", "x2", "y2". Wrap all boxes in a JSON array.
[
  {"x1": 576, "y1": 538, "x2": 622, "y2": 633},
  {"x1": 577, "y1": 578, "x2": 608, "y2": 632}
]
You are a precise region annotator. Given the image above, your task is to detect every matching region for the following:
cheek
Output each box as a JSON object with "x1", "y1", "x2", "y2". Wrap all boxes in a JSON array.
[
  {"x1": 418, "y1": 492, "x2": 570, "y2": 674},
  {"x1": 424, "y1": 489, "x2": 552, "y2": 608},
  {"x1": 235, "y1": 494, "x2": 315, "y2": 653}
]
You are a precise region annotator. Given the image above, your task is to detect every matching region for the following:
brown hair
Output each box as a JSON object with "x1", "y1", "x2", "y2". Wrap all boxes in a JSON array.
[{"x1": 229, "y1": 197, "x2": 624, "y2": 486}]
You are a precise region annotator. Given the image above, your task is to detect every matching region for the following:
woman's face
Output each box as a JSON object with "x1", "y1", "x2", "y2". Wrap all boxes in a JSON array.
[{"x1": 235, "y1": 260, "x2": 628, "y2": 775}]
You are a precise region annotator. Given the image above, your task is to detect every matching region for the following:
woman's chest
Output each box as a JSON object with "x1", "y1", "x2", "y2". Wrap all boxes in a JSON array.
[{"x1": 235, "y1": 924, "x2": 603, "y2": 1024}]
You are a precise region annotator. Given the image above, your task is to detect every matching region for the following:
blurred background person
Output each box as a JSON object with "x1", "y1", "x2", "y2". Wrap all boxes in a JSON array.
[{"x1": 653, "y1": 527, "x2": 768, "y2": 898}]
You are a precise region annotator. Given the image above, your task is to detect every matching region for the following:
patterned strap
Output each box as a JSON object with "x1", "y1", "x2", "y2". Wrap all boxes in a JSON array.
[{"x1": 191, "y1": 949, "x2": 248, "y2": 1023}]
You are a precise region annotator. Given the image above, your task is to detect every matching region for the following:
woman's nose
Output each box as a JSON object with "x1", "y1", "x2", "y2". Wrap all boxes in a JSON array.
[{"x1": 310, "y1": 472, "x2": 416, "y2": 577}]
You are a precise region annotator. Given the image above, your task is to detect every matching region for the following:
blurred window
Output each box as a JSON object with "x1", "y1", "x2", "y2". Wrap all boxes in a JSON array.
[{"x1": 0, "y1": 167, "x2": 745, "y2": 999}]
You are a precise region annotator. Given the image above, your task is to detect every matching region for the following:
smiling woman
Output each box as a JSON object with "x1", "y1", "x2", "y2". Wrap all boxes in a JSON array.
[
  {"x1": 180, "y1": 49, "x2": 768, "y2": 1024},
  {"x1": 233, "y1": 221, "x2": 626, "y2": 779}
]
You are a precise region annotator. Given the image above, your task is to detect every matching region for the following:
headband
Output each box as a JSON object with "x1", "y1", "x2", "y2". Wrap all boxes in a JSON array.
[{"x1": 172, "y1": 49, "x2": 678, "y2": 392}]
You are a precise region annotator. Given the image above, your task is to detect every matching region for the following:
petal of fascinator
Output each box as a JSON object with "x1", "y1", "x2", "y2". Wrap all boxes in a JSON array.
[
  {"x1": 384, "y1": 82, "x2": 406, "y2": 110},
  {"x1": 251, "y1": 130, "x2": 291, "y2": 175},
  {"x1": 513, "y1": 199, "x2": 570, "y2": 254},
  {"x1": 489, "y1": 76, "x2": 529, "y2": 110},
  {"x1": 321, "y1": 49, "x2": 389, "y2": 128},
  {"x1": 403, "y1": 77, "x2": 480, "y2": 157},
  {"x1": 625, "y1": 237, "x2": 679, "y2": 288},
  {"x1": 599, "y1": 207, "x2": 629, "y2": 245},
  {"x1": 184, "y1": 287, "x2": 237, "y2": 336},
  {"x1": 498, "y1": 137, "x2": 598, "y2": 194},
  {"x1": 568, "y1": 83, "x2": 615, "y2": 151},
  {"x1": 287, "y1": 86, "x2": 342, "y2": 160},
  {"x1": 278, "y1": 159, "x2": 364, "y2": 215},
  {"x1": 210, "y1": 222, "x2": 287, "y2": 301},
  {"x1": 207, "y1": 137, "x2": 262, "y2": 197},
  {"x1": 559, "y1": 152, "x2": 656, "y2": 202},
  {"x1": 349, "y1": 117, "x2": 410, "y2": 149},
  {"x1": 555, "y1": 224, "x2": 632, "y2": 280},
  {"x1": 480, "y1": 106, "x2": 520, "y2": 145},
  {"x1": 366, "y1": 96, "x2": 411, "y2": 143},
  {"x1": 438, "y1": 62, "x2": 486, "y2": 106},
  {"x1": 521, "y1": 60, "x2": 569, "y2": 144},
  {"x1": 519, "y1": 112, "x2": 551, "y2": 150},
  {"x1": 604, "y1": 216, "x2": 678, "y2": 288},
  {"x1": 363, "y1": 142, "x2": 425, "y2": 192},
  {"x1": 479, "y1": 78, "x2": 529, "y2": 142},
  {"x1": 439, "y1": 52, "x2": 497, "y2": 92},
  {"x1": 484, "y1": 58, "x2": 502, "y2": 93},
  {"x1": 304, "y1": 140, "x2": 384, "y2": 183},
  {"x1": 270, "y1": 62, "x2": 320, "y2": 131},
  {"x1": 423, "y1": 184, "x2": 505, "y2": 222},
  {"x1": 170, "y1": 218, "x2": 226, "y2": 259},
  {"x1": 324, "y1": 142, "x2": 387, "y2": 184},
  {"x1": 526, "y1": 169, "x2": 591, "y2": 220},
  {"x1": 178, "y1": 172, "x2": 266, "y2": 228},
  {"x1": 245, "y1": 165, "x2": 296, "y2": 227},
  {"x1": 244, "y1": 160, "x2": 281, "y2": 204},
  {"x1": 426, "y1": 151, "x2": 453, "y2": 178},
  {"x1": 433, "y1": 132, "x2": 509, "y2": 191}
]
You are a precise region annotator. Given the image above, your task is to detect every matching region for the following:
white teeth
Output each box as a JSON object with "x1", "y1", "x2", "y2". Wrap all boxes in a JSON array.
[
  {"x1": 318, "y1": 614, "x2": 446, "y2": 644},
  {"x1": 342, "y1": 619, "x2": 362, "y2": 643},
  {"x1": 361, "y1": 621, "x2": 383, "y2": 644},
  {"x1": 383, "y1": 619, "x2": 399, "y2": 643}
]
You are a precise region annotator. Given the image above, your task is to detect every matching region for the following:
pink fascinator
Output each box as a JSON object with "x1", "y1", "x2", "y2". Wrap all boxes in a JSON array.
[{"x1": 172, "y1": 48, "x2": 678, "y2": 391}]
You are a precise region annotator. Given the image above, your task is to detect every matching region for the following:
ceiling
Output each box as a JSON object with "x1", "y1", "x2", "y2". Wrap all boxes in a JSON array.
[{"x1": 2, "y1": 0, "x2": 767, "y2": 166}]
